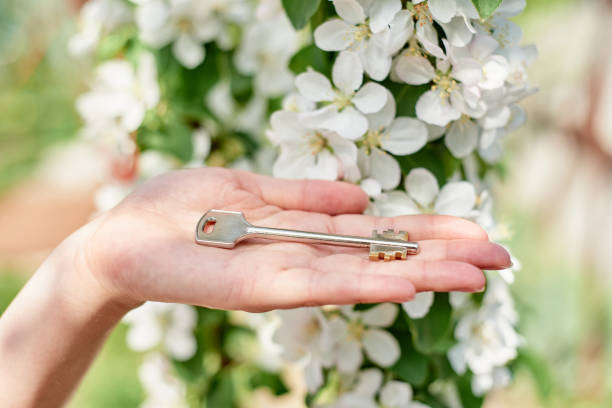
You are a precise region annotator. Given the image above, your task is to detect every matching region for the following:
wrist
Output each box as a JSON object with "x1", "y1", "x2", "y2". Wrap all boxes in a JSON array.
[{"x1": 47, "y1": 214, "x2": 142, "y2": 321}]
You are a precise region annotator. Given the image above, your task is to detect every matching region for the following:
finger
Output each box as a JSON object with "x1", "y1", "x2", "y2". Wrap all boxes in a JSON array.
[
  {"x1": 410, "y1": 240, "x2": 511, "y2": 270},
  {"x1": 237, "y1": 171, "x2": 368, "y2": 215},
  {"x1": 251, "y1": 269, "x2": 416, "y2": 311},
  {"x1": 332, "y1": 213, "x2": 489, "y2": 241},
  {"x1": 311, "y1": 254, "x2": 486, "y2": 293}
]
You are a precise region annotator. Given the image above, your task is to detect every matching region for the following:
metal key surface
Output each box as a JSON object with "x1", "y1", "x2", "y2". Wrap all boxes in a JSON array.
[{"x1": 195, "y1": 209, "x2": 419, "y2": 260}]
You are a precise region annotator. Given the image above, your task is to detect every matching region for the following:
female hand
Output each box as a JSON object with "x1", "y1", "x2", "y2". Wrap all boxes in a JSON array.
[{"x1": 80, "y1": 167, "x2": 510, "y2": 312}]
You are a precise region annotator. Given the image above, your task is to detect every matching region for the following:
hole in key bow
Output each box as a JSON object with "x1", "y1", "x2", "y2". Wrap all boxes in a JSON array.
[{"x1": 203, "y1": 217, "x2": 216, "y2": 234}]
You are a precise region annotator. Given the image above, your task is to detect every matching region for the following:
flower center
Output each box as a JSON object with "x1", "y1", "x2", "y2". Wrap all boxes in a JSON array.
[
  {"x1": 176, "y1": 17, "x2": 193, "y2": 33},
  {"x1": 347, "y1": 320, "x2": 365, "y2": 341},
  {"x1": 432, "y1": 73, "x2": 458, "y2": 98},
  {"x1": 333, "y1": 92, "x2": 352, "y2": 110},
  {"x1": 309, "y1": 132, "x2": 327, "y2": 155},
  {"x1": 353, "y1": 23, "x2": 371, "y2": 42},
  {"x1": 363, "y1": 128, "x2": 383, "y2": 153},
  {"x1": 413, "y1": 2, "x2": 433, "y2": 26}
]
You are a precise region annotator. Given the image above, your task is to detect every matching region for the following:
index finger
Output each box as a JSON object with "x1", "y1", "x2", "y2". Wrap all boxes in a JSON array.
[{"x1": 332, "y1": 213, "x2": 489, "y2": 241}]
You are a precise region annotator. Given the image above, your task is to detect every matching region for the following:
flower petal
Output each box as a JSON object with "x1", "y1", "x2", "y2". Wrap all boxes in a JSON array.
[
  {"x1": 366, "y1": 88, "x2": 396, "y2": 130},
  {"x1": 435, "y1": 181, "x2": 476, "y2": 216},
  {"x1": 416, "y1": 89, "x2": 461, "y2": 127},
  {"x1": 416, "y1": 22, "x2": 446, "y2": 59},
  {"x1": 441, "y1": 16, "x2": 474, "y2": 47},
  {"x1": 402, "y1": 291, "x2": 434, "y2": 319},
  {"x1": 394, "y1": 54, "x2": 436, "y2": 85},
  {"x1": 404, "y1": 167, "x2": 439, "y2": 207},
  {"x1": 362, "y1": 328, "x2": 400, "y2": 367},
  {"x1": 361, "y1": 303, "x2": 399, "y2": 327},
  {"x1": 165, "y1": 329, "x2": 197, "y2": 361},
  {"x1": 172, "y1": 33, "x2": 204, "y2": 69},
  {"x1": 367, "y1": 0, "x2": 402, "y2": 33},
  {"x1": 333, "y1": 0, "x2": 366, "y2": 24},
  {"x1": 369, "y1": 148, "x2": 401, "y2": 190},
  {"x1": 353, "y1": 82, "x2": 388, "y2": 114},
  {"x1": 354, "y1": 368, "x2": 384, "y2": 397},
  {"x1": 380, "y1": 380, "x2": 413, "y2": 407},
  {"x1": 451, "y1": 58, "x2": 483, "y2": 87},
  {"x1": 374, "y1": 191, "x2": 420, "y2": 217},
  {"x1": 296, "y1": 71, "x2": 335, "y2": 102},
  {"x1": 445, "y1": 118, "x2": 479, "y2": 158},
  {"x1": 380, "y1": 117, "x2": 428, "y2": 155},
  {"x1": 333, "y1": 51, "x2": 364, "y2": 95},
  {"x1": 268, "y1": 110, "x2": 307, "y2": 144},
  {"x1": 307, "y1": 149, "x2": 339, "y2": 180},
  {"x1": 429, "y1": 0, "x2": 456, "y2": 23},
  {"x1": 314, "y1": 19, "x2": 356, "y2": 51},
  {"x1": 362, "y1": 43, "x2": 393, "y2": 81},
  {"x1": 336, "y1": 338, "x2": 363, "y2": 373},
  {"x1": 325, "y1": 106, "x2": 369, "y2": 140}
]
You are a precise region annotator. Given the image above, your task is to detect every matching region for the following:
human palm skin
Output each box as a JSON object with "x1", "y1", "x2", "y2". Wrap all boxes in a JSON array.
[{"x1": 82, "y1": 167, "x2": 510, "y2": 312}]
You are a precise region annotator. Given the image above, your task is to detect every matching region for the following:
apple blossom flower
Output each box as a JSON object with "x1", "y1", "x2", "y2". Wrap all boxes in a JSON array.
[
  {"x1": 267, "y1": 110, "x2": 357, "y2": 180},
  {"x1": 314, "y1": 0, "x2": 413, "y2": 80},
  {"x1": 374, "y1": 167, "x2": 477, "y2": 217},
  {"x1": 133, "y1": 0, "x2": 249, "y2": 68},
  {"x1": 139, "y1": 352, "x2": 189, "y2": 408},
  {"x1": 273, "y1": 308, "x2": 335, "y2": 392},
  {"x1": 234, "y1": 1, "x2": 299, "y2": 96},
  {"x1": 76, "y1": 53, "x2": 160, "y2": 155},
  {"x1": 447, "y1": 278, "x2": 521, "y2": 395},
  {"x1": 328, "y1": 304, "x2": 401, "y2": 373},
  {"x1": 379, "y1": 379, "x2": 432, "y2": 408},
  {"x1": 296, "y1": 51, "x2": 389, "y2": 140},
  {"x1": 123, "y1": 302, "x2": 198, "y2": 361},
  {"x1": 356, "y1": 90, "x2": 428, "y2": 191},
  {"x1": 68, "y1": 0, "x2": 132, "y2": 57}
]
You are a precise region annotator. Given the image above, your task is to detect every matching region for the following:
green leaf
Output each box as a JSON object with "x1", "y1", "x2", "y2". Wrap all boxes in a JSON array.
[
  {"x1": 249, "y1": 369, "x2": 289, "y2": 396},
  {"x1": 408, "y1": 293, "x2": 454, "y2": 354},
  {"x1": 289, "y1": 44, "x2": 332, "y2": 76},
  {"x1": 137, "y1": 118, "x2": 193, "y2": 163},
  {"x1": 383, "y1": 81, "x2": 429, "y2": 117},
  {"x1": 396, "y1": 141, "x2": 461, "y2": 188},
  {"x1": 281, "y1": 0, "x2": 322, "y2": 30},
  {"x1": 206, "y1": 370, "x2": 237, "y2": 408},
  {"x1": 457, "y1": 373, "x2": 484, "y2": 408},
  {"x1": 391, "y1": 337, "x2": 429, "y2": 386},
  {"x1": 471, "y1": 0, "x2": 503, "y2": 19}
]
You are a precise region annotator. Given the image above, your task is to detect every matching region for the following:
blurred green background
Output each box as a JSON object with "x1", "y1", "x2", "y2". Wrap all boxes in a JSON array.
[{"x1": 2, "y1": 0, "x2": 612, "y2": 407}]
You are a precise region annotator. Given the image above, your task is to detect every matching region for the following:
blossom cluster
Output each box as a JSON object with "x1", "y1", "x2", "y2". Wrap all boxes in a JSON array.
[{"x1": 69, "y1": 0, "x2": 535, "y2": 406}]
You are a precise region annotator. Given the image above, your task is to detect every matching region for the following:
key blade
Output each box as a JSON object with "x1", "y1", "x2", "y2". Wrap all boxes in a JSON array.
[{"x1": 195, "y1": 209, "x2": 251, "y2": 248}]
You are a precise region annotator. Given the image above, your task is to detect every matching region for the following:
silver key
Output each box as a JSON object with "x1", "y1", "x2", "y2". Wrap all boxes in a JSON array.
[{"x1": 195, "y1": 209, "x2": 419, "y2": 261}]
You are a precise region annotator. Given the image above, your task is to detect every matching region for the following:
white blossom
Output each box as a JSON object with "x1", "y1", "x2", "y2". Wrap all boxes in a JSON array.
[
  {"x1": 356, "y1": 89, "x2": 428, "y2": 191},
  {"x1": 314, "y1": 0, "x2": 412, "y2": 80},
  {"x1": 139, "y1": 352, "x2": 189, "y2": 408},
  {"x1": 296, "y1": 51, "x2": 389, "y2": 140},
  {"x1": 76, "y1": 53, "x2": 159, "y2": 154},
  {"x1": 373, "y1": 167, "x2": 476, "y2": 217},
  {"x1": 123, "y1": 302, "x2": 198, "y2": 361},
  {"x1": 447, "y1": 278, "x2": 521, "y2": 396},
  {"x1": 234, "y1": 0, "x2": 299, "y2": 96},
  {"x1": 133, "y1": 0, "x2": 249, "y2": 68},
  {"x1": 328, "y1": 304, "x2": 401, "y2": 373},
  {"x1": 68, "y1": 0, "x2": 132, "y2": 57},
  {"x1": 273, "y1": 308, "x2": 335, "y2": 392},
  {"x1": 267, "y1": 110, "x2": 357, "y2": 180}
]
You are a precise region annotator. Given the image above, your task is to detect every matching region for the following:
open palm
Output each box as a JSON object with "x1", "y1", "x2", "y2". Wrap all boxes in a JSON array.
[{"x1": 84, "y1": 167, "x2": 510, "y2": 312}]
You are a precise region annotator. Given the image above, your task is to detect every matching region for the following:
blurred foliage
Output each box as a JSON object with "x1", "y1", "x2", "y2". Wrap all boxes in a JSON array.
[{"x1": 0, "y1": 0, "x2": 85, "y2": 193}]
